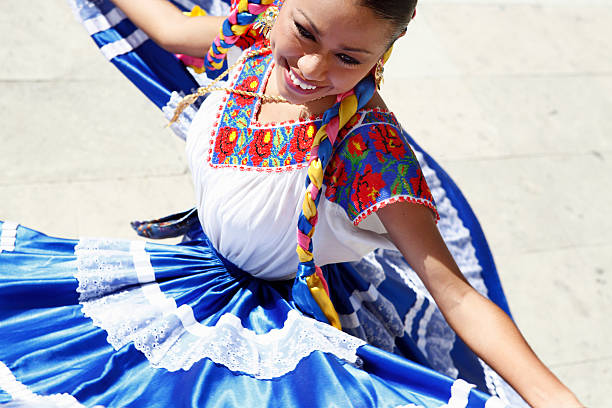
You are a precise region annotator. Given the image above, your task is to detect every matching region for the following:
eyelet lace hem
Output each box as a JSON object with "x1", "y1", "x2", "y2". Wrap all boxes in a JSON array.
[
  {"x1": 74, "y1": 238, "x2": 365, "y2": 379},
  {"x1": 0, "y1": 361, "x2": 86, "y2": 408}
]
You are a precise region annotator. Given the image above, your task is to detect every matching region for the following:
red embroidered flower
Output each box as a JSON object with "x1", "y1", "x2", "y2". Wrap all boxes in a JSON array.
[
  {"x1": 278, "y1": 144, "x2": 287, "y2": 157},
  {"x1": 347, "y1": 133, "x2": 368, "y2": 157},
  {"x1": 290, "y1": 124, "x2": 315, "y2": 163},
  {"x1": 234, "y1": 75, "x2": 260, "y2": 106},
  {"x1": 325, "y1": 155, "x2": 348, "y2": 199},
  {"x1": 369, "y1": 124, "x2": 406, "y2": 160},
  {"x1": 215, "y1": 127, "x2": 240, "y2": 163},
  {"x1": 249, "y1": 129, "x2": 274, "y2": 166},
  {"x1": 409, "y1": 168, "x2": 434, "y2": 202},
  {"x1": 234, "y1": 28, "x2": 260, "y2": 50},
  {"x1": 351, "y1": 164, "x2": 386, "y2": 213}
]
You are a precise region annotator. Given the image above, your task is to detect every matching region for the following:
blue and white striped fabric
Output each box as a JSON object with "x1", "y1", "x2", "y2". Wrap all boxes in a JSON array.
[{"x1": 67, "y1": 0, "x2": 231, "y2": 110}]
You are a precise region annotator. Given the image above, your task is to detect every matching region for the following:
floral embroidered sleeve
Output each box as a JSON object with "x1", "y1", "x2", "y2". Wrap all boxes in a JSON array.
[{"x1": 323, "y1": 111, "x2": 439, "y2": 226}]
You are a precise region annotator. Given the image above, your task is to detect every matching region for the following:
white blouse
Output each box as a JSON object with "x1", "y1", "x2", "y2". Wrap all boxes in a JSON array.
[{"x1": 185, "y1": 47, "x2": 436, "y2": 280}]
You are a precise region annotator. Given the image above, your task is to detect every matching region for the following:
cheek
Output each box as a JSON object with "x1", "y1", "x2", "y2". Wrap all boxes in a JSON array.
[{"x1": 329, "y1": 69, "x2": 373, "y2": 92}]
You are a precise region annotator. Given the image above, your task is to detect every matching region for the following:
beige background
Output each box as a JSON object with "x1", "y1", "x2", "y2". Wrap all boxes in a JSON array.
[{"x1": 1, "y1": 0, "x2": 610, "y2": 406}]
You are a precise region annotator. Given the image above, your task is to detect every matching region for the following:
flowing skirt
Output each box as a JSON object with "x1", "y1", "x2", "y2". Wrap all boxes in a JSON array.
[{"x1": 1, "y1": 220, "x2": 509, "y2": 408}]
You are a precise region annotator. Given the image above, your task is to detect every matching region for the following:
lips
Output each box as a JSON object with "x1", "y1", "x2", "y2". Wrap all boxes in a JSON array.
[
  {"x1": 281, "y1": 63, "x2": 321, "y2": 96},
  {"x1": 288, "y1": 69, "x2": 316, "y2": 90}
]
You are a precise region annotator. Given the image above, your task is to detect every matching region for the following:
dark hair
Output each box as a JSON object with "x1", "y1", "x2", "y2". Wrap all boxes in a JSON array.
[{"x1": 360, "y1": 0, "x2": 418, "y2": 40}]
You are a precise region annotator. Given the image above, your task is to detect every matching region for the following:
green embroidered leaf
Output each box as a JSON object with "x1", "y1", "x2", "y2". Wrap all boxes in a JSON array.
[
  {"x1": 271, "y1": 157, "x2": 280, "y2": 167},
  {"x1": 273, "y1": 131, "x2": 282, "y2": 148},
  {"x1": 348, "y1": 202, "x2": 358, "y2": 219},
  {"x1": 348, "y1": 152, "x2": 367, "y2": 171},
  {"x1": 237, "y1": 131, "x2": 246, "y2": 148},
  {"x1": 236, "y1": 116, "x2": 248, "y2": 128},
  {"x1": 391, "y1": 178, "x2": 401, "y2": 196},
  {"x1": 402, "y1": 177, "x2": 413, "y2": 195}
]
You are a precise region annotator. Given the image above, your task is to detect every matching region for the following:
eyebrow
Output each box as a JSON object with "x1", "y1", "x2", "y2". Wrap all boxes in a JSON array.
[{"x1": 296, "y1": 8, "x2": 373, "y2": 55}]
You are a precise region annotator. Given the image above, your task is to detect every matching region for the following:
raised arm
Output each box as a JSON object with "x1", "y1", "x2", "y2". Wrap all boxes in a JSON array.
[
  {"x1": 377, "y1": 202, "x2": 582, "y2": 408},
  {"x1": 110, "y1": 0, "x2": 225, "y2": 56}
]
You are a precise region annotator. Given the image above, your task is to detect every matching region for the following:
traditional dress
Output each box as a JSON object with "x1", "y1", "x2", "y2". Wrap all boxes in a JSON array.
[{"x1": 0, "y1": 1, "x2": 527, "y2": 407}]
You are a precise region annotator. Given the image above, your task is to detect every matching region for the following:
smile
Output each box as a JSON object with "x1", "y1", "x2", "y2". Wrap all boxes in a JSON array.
[
  {"x1": 288, "y1": 69, "x2": 316, "y2": 90},
  {"x1": 281, "y1": 64, "x2": 321, "y2": 96}
]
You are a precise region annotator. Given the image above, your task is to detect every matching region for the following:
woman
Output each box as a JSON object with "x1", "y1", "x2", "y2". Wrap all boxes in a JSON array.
[{"x1": 0, "y1": 0, "x2": 582, "y2": 407}]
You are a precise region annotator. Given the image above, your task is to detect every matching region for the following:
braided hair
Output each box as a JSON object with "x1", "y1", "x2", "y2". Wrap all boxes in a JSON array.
[
  {"x1": 293, "y1": 75, "x2": 377, "y2": 329},
  {"x1": 205, "y1": 0, "x2": 275, "y2": 77}
]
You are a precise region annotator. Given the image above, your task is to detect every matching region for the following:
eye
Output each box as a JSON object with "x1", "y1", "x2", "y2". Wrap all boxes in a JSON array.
[
  {"x1": 336, "y1": 53, "x2": 360, "y2": 66},
  {"x1": 294, "y1": 21, "x2": 315, "y2": 41}
]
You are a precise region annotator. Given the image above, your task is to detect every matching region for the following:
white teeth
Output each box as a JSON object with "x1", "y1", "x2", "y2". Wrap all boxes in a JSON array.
[{"x1": 289, "y1": 69, "x2": 316, "y2": 90}]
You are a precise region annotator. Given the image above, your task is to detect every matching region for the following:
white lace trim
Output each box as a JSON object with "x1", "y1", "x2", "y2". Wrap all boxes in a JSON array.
[
  {"x1": 0, "y1": 361, "x2": 86, "y2": 408},
  {"x1": 74, "y1": 238, "x2": 365, "y2": 379},
  {"x1": 0, "y1": 221, "x2": 18, "y2": 253},
  {"x1": 479, "y1": 358, "x2": 527, "y2": 407},
  {"x1": 442, "y1": 379, "x2": 475, "y2": 408},
  {"x1": 485, "y1": 396, "x2": 509, "y2": 408}
]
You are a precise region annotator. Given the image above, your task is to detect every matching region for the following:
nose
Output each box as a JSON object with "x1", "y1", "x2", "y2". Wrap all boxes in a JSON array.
[{"x1": 297, "y1": 53, "x2": 327, "y2": 82}]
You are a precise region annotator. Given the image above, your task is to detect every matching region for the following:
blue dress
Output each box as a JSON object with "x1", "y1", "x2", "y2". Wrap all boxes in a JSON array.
[{"x1": 0, "y1": 1, "x2": 526, "y2": 407}]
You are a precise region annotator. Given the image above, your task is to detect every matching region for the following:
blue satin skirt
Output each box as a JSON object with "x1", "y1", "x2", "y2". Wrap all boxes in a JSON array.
[{"x1": 0, "y1": 221, "x2": 511, "y2": 407}]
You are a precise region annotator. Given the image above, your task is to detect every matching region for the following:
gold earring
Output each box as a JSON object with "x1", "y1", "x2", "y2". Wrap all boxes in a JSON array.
[
  {"x1": 374, "y1": 59, "x2": 385, "y2": 90},
  {"x1": 254, "y1": 6, "x2": 279, "y2": 40}
]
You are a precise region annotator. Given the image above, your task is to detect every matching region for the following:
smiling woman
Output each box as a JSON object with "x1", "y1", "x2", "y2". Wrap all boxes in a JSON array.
[{"x1": 0, "y1": 0, "x2": 584, "y2": 407}]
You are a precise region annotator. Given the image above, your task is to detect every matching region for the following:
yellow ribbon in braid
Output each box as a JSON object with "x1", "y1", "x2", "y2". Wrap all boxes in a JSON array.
[
  {"x1": 296, "y1": 246, "x2": 313, "y2": 263},
  {"x1": 307, "y1": 273, "x2": 341, "y2": 329},
  {"x1": 307, "y1": 159, "x2": 324, "y2": 189}
]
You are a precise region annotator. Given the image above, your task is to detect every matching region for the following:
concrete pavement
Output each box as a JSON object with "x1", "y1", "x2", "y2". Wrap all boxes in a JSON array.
[{"x1": 1, "y1": 0, "x2": 610, "y2": 405}]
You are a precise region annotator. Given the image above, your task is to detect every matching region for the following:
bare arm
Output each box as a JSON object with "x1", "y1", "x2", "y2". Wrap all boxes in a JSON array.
[
  {"x1": 377, "y1": 202, "x2": 582, "y2": 408},
  {"x1": 110, "y1": 0, "x2": 225, "y2": 56}
]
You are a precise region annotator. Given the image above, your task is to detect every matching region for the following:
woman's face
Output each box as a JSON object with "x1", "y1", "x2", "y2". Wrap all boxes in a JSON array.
[{"x1": 269, "y1": 0, "x2": 394, "y2": 105}]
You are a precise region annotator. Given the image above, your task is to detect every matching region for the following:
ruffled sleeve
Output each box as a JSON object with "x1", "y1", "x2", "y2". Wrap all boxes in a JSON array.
[{"x1": 323, "y1": 111, "x2": 438, "y2": 227}]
